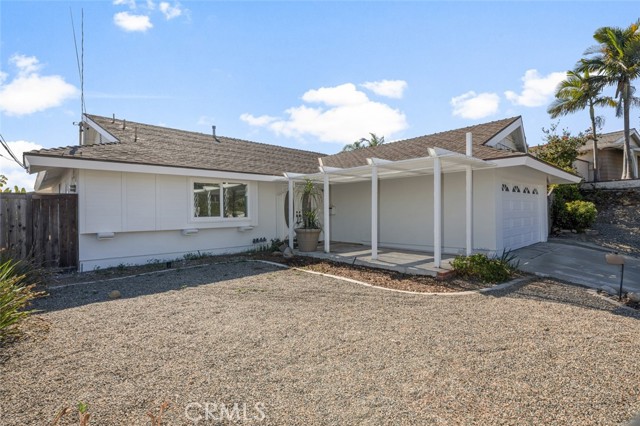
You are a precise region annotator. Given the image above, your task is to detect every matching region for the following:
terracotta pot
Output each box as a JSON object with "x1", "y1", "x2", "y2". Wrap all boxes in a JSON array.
[{"x1": 295, "y1": 228, "x2": 321, "y2": 252}]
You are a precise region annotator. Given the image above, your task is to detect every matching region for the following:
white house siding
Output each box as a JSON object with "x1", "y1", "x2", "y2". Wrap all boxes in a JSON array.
[
  {"x1": 77, "y1": 169, "x2": 281, "y2": 271},
  {"x1": 329, "y1": 169, "x2": 498, "y2": 254}
]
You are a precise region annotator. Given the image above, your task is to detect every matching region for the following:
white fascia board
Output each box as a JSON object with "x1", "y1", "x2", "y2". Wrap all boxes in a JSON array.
[
  {"x1": 83, "y1": 114, "x2": 119, "y2": 143},
  {"x1": 319, "y1": 166, "x2": 343, "y2": 173},
  {"x1": 492, "y1": 156, "x2": 581, "y2": 183},
  {"x1": 485, "y1": 117, "x2": 527, "y2": 153},
  {"x1": 366, "y1": 157, "x2": 393, "y2": 165},
  {"x1": 25, "y1": 155, "x2": 283, "y2": 182}
]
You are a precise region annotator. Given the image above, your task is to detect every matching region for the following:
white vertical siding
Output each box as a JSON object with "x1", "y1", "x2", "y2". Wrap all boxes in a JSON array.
[
  {"x1": 77, "y1": 170, "x2": 279, "y2": 270},
  {"x1": 329, "y1": 169, "x2": 498, "y2": 254}
]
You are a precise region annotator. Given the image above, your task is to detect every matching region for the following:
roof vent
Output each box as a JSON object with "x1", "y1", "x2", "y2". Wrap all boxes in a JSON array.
[
  {"x1": 122, "y1": 119, "x2": 126, "y2": 130},
  {"x1": 212, "y1": 125, "x2": 220, "y2": 143},
  {"x1": 111, "y1": 113, "x2": 115, "y2": 123}
]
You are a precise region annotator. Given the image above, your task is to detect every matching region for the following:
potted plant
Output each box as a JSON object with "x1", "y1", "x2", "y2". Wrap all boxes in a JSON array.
[{"x1": 294, "y1": 178, "x2": 322, "y2": 252}]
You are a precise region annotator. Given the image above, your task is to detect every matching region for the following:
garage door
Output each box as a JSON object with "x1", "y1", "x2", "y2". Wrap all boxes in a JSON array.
[{"x1": 502, "y1": 183, "x2": 542, "y2": 250}]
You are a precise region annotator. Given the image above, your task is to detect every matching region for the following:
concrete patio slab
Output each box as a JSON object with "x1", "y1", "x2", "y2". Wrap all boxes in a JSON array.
[
  {"x1": 514, "y1": 241, "x2": 640, "y2": 293},
  {"x1": 296, "y1": 242, "x2": 454, "y2": 277}
]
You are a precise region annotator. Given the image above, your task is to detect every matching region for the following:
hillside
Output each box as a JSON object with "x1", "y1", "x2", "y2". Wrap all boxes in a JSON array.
[{"x1": 581, "y1": 188, "x2": 640, "y2": 257}]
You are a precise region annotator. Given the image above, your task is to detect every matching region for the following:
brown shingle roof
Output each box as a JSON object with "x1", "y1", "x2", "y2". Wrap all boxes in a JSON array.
[
  {"x1": 320, "y1": 117, "x2": 524, "y2": 169},
  {"x1": 27, "y1": 114, "x2": 325, "y2": 176},
  {"x1": 580, "y1": 129, "x2": 639, "y2": 151}
]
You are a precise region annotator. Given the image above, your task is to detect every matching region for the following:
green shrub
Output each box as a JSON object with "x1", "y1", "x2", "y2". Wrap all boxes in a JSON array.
[
  {"x1": 551, "y1": 184, "x2": 582, "y2": 228},
  {"x1": 451, "y1": 251, "x2": 519, "y2": 284},
  {"x1": 0, "y1": 259, "x2": 44, "y2": 340},
  {"x1": 564, "y1": 200, "x2": 597, "y2": 232}
]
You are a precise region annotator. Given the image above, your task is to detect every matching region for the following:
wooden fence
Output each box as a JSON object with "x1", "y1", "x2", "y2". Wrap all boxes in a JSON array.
[{"x1": 0, "y1": 193, "x2": 78, "y2": 268}]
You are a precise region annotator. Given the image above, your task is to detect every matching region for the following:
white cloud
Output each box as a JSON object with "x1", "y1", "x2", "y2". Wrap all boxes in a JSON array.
[
  {"x1": 0, "y1": 141, "x2": 42, "y2": 191},
  {"x1": 505, "y1": 69, "x2": 566, "y2": 107},
  {"x1": 113, "y1": 11, "x2": 153, "y2": 32},
  {"x1": 301, "y1": 83, "x2": 369, "y2": 106},
  {"x1": 241, "y1": 83, "x2": 408, "y2": 144},
  {"x1": 113, "y1": 0, "x2": 137, "y2": 8},
  {"x1": 239, "y1": 114, "x2": 277, "y2": 127},
  {"x1": 146, "y1": 0, "x2": 156, "y2": 10},
  {"x1": 361, "y1": 80, "x2": 408, "y2": 99},
  {"x1": 159, "y1": 2, "x2": 182, "y2": 20},
  {"x1": 450, "y1": 91, "x2": 500, "y2": 120},
  {"x1": 0, "y1": 54, "x2": 78, "y2": 116},
  {"x1": 11, "y1": 54, "x2": 40, "y2": 75}
]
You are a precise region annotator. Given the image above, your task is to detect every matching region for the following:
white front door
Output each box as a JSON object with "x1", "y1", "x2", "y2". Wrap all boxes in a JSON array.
[{"x1": 502, "y1": 183, "x2": 542, "y2": 250}]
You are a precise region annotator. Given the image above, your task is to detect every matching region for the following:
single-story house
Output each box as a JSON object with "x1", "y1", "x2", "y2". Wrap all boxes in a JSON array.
[
  {"x1": 575, "y1": 129, "x2": 640, "y2": 182},
  {"x1": 24, "y1": 114, "x2": 580, "y2": 271}
]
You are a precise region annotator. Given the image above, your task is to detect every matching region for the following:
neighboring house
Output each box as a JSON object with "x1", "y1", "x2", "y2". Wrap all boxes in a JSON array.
[
  {"x1": 575, "y1": 129, "x2": 640, "y2": 182},
  {"x1": 24, "y1": 114, "x2": 579, "y2": 271}
]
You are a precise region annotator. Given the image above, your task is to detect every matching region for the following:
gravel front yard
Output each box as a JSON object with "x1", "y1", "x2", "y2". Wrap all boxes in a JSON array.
[{"x1": 1, "y1": 261, "x2": 639, "y2": 425}]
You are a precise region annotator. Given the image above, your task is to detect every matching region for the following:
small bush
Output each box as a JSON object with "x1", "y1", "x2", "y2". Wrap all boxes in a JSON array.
[
  {"x1": 0, "y1": 259, "x2": 44, "y2": 340},
  {"x1": 564, "y1": 200, "x2": 597, "y2": 232},
  {"x1": 452, "y1": 251, "x2": 519, "y2": 284},
  {"x1": 551, "y1": 184, "x2": 582, "y2": 228}
]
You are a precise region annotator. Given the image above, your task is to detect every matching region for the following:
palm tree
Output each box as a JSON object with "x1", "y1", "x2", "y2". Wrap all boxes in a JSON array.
[
  {"x1": 580, "y1": 20, "x2": 640, "y2": 179},
  {"x1": 548, "y1": 68, "x2": 614, "y2": 181},
  {"x1": 341, "y1": 133, "x2": 386, "y2": 152}
]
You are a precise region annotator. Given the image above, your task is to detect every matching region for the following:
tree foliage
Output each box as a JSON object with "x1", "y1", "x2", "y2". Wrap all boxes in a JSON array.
[
  {"x1": 342, "y1": 133, "x2": 386, "y2": 152},
  {"x1": 579, "y1": 20, "x2": 640, "y2": 179},
  {"x1": 548, "y1": 68, "x2": 615, "y2": 181},
  {"x1": 531, "y1": 125, "x2": 587, "y2": 173},
  {"x1": 0, "y1": 174, "x2": 26, "y2": 193}
]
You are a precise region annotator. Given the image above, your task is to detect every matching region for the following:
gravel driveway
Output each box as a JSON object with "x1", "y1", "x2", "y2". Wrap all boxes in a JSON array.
[{"x1": 1, "y1": 261, "x2": 639, "y2": 425}]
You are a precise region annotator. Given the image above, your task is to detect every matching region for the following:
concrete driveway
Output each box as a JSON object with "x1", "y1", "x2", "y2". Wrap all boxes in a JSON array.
[{"x1": 514, "y1": 240, "x2": 640, "y2": 293}]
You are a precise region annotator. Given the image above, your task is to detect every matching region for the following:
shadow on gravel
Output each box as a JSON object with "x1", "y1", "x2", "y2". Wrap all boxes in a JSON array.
[
  {"x1": 481, "y1": 279, "x2": 640, "y2": 320},
  {"x1": 32, "y1": 261, "x2": 280, "y2": 314}
]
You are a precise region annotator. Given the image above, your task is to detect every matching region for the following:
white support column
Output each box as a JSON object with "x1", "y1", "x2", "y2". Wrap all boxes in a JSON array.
[
  {"x1": 323, "y1": 173, "x2": 330, "y2": 253},
  {"x1": 466, "y1": 132, "x2": 473, "y2": 256},
  {"x1": 433, "y1": 157, "x2": 442, "y2": 268},
  {"x1": 288, "y1": 178, "x2": 294, "y2": 249},
  {"x1": 371, "y1": 164, "x2": 379, "y2": 260}
]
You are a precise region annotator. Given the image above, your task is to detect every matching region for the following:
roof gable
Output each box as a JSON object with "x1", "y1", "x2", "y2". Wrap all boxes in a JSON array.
[{"x1": 319, "y1": 116, "x2": 524, "y2": 169}]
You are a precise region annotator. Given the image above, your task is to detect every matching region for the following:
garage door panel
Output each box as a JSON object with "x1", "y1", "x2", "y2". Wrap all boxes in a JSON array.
[{"x1": 502, "y1": 183, "x2": 542, "y2": 250}]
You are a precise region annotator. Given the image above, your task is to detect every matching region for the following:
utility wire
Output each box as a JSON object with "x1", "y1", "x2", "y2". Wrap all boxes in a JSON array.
[
  {"x1": 70, "y1": 8, "x2": 86, "y2": 119},
  {"x1": 0, "y1": 133, "x2": 26, "y2": 169}
]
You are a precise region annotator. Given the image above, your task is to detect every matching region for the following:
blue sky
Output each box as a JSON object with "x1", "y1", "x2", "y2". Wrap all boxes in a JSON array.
[{"x1": 1, "y1": 1, "x2": 639, "y2": 189}]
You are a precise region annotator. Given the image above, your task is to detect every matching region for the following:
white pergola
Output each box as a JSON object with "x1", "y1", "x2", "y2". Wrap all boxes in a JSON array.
[{"x1": 284, "y1": 133, "x2": 496, "y2": 268}]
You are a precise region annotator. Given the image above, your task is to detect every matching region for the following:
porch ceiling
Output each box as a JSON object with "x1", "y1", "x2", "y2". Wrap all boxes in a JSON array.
[{"x1": 284, "y1": 148, "x2": 496, "y2": 183}]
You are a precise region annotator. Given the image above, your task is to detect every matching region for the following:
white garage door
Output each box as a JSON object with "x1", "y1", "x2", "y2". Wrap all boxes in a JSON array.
[{"x1": 502, "y1": 183, "x2": 542, "y2": 250}]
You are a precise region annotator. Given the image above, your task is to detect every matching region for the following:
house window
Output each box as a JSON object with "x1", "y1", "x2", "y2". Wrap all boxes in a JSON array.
[
  {"x1": 193, "y1": 181, "x2": 248, "y2": 219},
  {"x1": 532, "y1": 188, "x2": 539, "y2": 195},
  {"x1": 502, "y1": 184, "x2": 510, "y2": 192},
  {"x1": 512, "y1": 185, "x2": 521, "y2": 193},
  {"x1": 523, "y1": 187, "x2": 530, "y2": 194}
]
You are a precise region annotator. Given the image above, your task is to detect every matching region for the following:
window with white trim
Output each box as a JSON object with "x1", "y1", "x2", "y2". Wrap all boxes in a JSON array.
[{"x1": 193, "y1": 181, "x2": 248, "y2": 220}]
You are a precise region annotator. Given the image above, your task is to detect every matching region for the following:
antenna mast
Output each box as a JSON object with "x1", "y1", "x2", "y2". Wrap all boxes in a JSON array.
[{"x1": 70, "y1": 8, "x2": 86, "y2": 144}]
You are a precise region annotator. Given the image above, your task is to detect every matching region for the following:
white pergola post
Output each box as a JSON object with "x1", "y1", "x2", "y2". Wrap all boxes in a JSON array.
[
  {"x1": 371, "y1": 164, "x2": 378, "y2": 260},
  {"x1": 466, "y1": 132, "x2": 473, "y2": 256},
  {"x1": 323, "y1": 173, "x2": 330, "y2": 253},
  {"x1": 433, "y1": 157, "x2": 442, "y2": 268},
  {"x1": 288, "y1": 178, "x2": 294, "y2": 249}
]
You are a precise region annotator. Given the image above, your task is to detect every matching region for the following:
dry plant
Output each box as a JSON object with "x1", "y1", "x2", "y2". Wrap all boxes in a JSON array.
[
  {"x1": 147, "y1": 400, "x2": 170, "y2": 425},
  {"x1": 50, "y1": 402, "x2": 90, "y2": 426}
]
